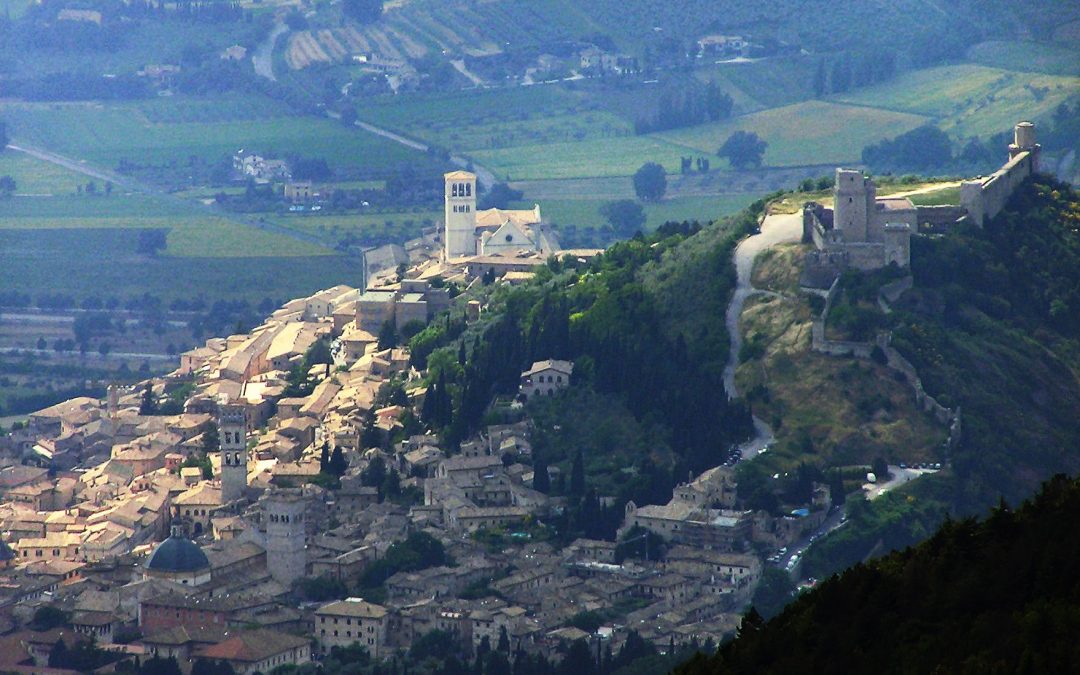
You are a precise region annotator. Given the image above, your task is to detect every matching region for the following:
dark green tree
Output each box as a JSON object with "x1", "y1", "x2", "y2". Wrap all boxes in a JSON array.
[
  {"x1": 813, "y1": 59, "x2": 827, "y2": 97},
  {"x1": 570, "y1": 449, "x2": 585, "y2": 496},
  {"x1": 378, "y1": 320, "x2": 399, "y2": 350},
  {"x1": 600, "y1": 199, "x2": 647, "y2": 239},
  {"x1": 328, "y1": 445, "x2": 348, "y2": 477},
  {"x1": 718, "y1": 131, "x2": 767, "y2": 170},
  {"x1": 139, "y1": 382, "x2": 158, "y2": 415},
  {"x1": 633, "y1": 162, "x2": 667, "y2": 202},
  {"x1": 532, "y1": 452, "x2": 550, "y2": 493}
]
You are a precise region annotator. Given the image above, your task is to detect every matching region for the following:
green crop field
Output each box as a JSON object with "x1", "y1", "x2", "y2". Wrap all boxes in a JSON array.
[
  {"x1": 266, "y1": 209, "x2": 441, "y2": 243},
  {"x1": 470, "y1": 135, "x2": 689, "y2": 181},
  {"x1": 696, "y1": 56, "x2": 817, "y2": 111},
  {"x1": 536, "y1": 194, "x2": 760, "y2": 232},
  {"x1": 658, "y1": 101, "x2": 930, "y2": 168},
  {"x1": 1, "y1": 98, "x2": 436, "y2": 178},
  {"x1": 967, "y1": 40, "x2": 1080, "y2": 77},
  {"x1": 0, "y1": 152, "x2": 87, "y2": 195},
  {"x1": 833, "y1": 64, "x2": 1080, "y2": 137},
  {"x1": 0, "y1": 191, "x2": 334, "y2": 257},
  {"x1": 0, "y1": 227, "x2": 360, "y2": 305}
]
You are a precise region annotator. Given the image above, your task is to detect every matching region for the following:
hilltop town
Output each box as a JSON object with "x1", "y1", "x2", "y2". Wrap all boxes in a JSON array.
[{"x1": 0, "y1": 121, "x2": 1056, "y2": 673}]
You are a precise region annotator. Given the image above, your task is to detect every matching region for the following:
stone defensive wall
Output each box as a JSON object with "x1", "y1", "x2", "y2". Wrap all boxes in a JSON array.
[
  {"x1": 960, "y1": 149, "x2": 1037, "y2": 226},
  {"x1": 810, "y1": 276, "x2": 962, "y2": 450}
]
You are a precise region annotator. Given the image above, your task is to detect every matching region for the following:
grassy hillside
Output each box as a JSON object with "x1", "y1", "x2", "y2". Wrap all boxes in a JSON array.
[
  {"x1": 735, "y1": 244, "x2": 947, "y2": 472},
  {"x1": 674, "y1": 473, "x2": 1080, "y2": 675}
]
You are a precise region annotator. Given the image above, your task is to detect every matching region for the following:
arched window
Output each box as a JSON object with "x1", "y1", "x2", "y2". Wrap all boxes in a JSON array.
[
  {"x1": 452, "y1": 183, "x2": 459, "y2": 197},
  {"x1": 466, "y1": 183, "x2": 472, "y2": 196}
]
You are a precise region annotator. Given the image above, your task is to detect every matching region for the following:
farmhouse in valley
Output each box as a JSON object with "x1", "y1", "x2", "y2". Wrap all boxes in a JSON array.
[{"x1": 443, "y1": 171, "x2": 560, "y2": 260}]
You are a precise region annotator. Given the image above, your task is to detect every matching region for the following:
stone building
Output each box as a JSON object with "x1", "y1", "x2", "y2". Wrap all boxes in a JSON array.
[
  {"x1": 143, "y1": 530, "x2": 211, "y2": 587},
  {"x1": 356, "y1": 279, "x2": 450, "y2": 333},
  {"x1": 803, "y1": 169, "x2": 915, "y2": 272},
  {"x1": 315, "y1": 598, "x2": 390, "y2": 658},
  {"x1": 219, "y1": 404, "x2": 248, "y2": 503},
  {"x1": 518, "y1": 360, "x2": 573, "y2": 401},
  {"x1": 263, "y1": 489, "x2": 307, "y2": 586},
  {"x1": 443, "y1": 171, "x2": 559, "y2": 259}
]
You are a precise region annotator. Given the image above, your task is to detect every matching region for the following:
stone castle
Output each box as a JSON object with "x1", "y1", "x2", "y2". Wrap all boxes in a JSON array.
[
  {"x1": 802, "y1": 169, "x2": 915, "y2": 271},
  {"x1": 801, "y1": 121, "x2": 1041, "y2": 287},
  {"x1": 443, "y1": 170, "x2": 560, "y2": 260}
]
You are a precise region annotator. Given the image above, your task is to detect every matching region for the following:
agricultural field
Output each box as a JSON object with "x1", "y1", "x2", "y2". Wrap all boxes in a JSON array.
[
  {"x1": 658, "y1": 101, "x2": 930, "y2": 168},
  {"x1": 1, "y1": 15, "x2": 270, "y2": 79},
  {"x1": 966, "y1": 40, "x2": 1080, "y2": 77},
  {"x1": 0, "y1": 152, "x2": 86, "y2": 195},
  {"x1": 266, "y1": 209, "x2": 441, "y2": 244},
  {"x1": 0, "y1": 187, "x2": 331, "y2": 256},
  {"x1": 695, "y1": 57, "x2": 817, "y2": 111},
  {"x1": 0, "y1": 226, "x2": 359, "y2": 305},
  {"x1": 536, "y1": 194, "x2": 759, "y2": 232},
  {"x1": 359, "y1": 85, "x2": 598, "y2": 136},
  {"x1": 833, "y1": 64, "x2": 1080, "y2": 138},
  {"x1": 470, "y1": 135, "x2": 689, "y2": 181},
  {"x1": 0, "y1": 97, "x2": 439, "y2": 181}
]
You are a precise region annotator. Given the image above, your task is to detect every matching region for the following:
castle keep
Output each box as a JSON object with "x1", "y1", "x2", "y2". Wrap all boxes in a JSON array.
[{"x1": 802, "y1": 169, "x2": 915, "y2": 271}]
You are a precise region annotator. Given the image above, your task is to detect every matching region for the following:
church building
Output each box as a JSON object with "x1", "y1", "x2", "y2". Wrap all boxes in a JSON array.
[{"x1": 443, "y1": 171, "x2": 560, "y2": 260}]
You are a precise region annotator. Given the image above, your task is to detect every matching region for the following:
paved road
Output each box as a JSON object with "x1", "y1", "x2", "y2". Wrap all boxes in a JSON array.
[
  {"x1": 7, "y1": 143, "x2": 154, "y2": 193},
  {"x1": 253, "y1": 21, "x2": 288, "y2": 82},
  {"x1": 328, "y1": 111, "x2": 498, "y2": 188},
  {"x1": 865, "y1": 465, "x2": 939, "y2": 501},
  {"x1": 723, "y1": 212, "x2": 802, "y2": 396},
  {"x1": 720, "y1": 211, "x2": 803, "y2": 459}
]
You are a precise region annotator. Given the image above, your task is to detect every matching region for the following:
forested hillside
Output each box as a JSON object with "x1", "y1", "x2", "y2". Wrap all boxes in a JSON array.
[
  {"x1": 410, "y1": 207, "x2": 765, "y2": 539},
  {"x1": 802, "y1": 175, "x2": 1080, "y2": 578},
  {"x1": 674, "y1": 473, "x2": 1080, "y2": 674}
]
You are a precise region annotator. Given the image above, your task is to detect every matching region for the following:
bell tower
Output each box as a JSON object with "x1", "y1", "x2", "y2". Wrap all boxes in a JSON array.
[
  {"x1": 219, "y1": 404, "x2": 247, "y2": 502},
  {"x1": 444, "y1": 171, "x2": 477, "y2": 259}
]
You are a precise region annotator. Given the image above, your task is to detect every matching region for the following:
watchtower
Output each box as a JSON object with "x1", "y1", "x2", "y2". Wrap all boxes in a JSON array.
[
  {"x1": 1008, "y1": 121, "x2": 1040, "y2": 172},
  {"x1": 444, "y1": 171, "x2": 477, "y2": 259},
  {"x1": 264, "y1": 488, "x2": 307, "y2": 586},
  {"x1": 219, "y1": 404, "x2": 247, "y2": 503},
  {"x1": 833, "y1": 168, "x2": 873, "y2": 243}
]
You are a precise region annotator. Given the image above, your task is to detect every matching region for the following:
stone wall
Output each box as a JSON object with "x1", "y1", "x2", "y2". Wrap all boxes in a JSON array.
[
  {"x1": 915, "y1": 205, "x2": 968, "y2": 230},
  {"x1": 960, "y1": 150, "x2": 1036, "y2": 226},
  {"x1": 809, "y1": 277, "x2": 963, "y2": 451}
]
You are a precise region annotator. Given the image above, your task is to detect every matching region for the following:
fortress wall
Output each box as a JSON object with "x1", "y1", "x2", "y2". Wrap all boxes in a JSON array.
[
  {"x1": 960, "y1": 150, "x2": 1036, "y2": 226},
  {"x1": 842, "y1": 243, "x2": 887, "y2": 270},
  {"x1": 915, "y1": 205, "x2": 967, "y2": 228},
  {"x1": 810, "y1": 279, "x2": 962, "y2": 451}
]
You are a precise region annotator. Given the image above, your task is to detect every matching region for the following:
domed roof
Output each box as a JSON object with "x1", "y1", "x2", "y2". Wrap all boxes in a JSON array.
[{"x1": 146, "y1": 536, "x2": 209, "y2": 573}]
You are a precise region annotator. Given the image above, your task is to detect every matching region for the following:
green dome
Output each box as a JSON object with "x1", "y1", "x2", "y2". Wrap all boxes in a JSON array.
[
  {"x1": 146, "y1": 536, "x2": 209, "y2": 573},
  {"x1": 0, "y1": 540, "x2": 13, "y2": 562}
]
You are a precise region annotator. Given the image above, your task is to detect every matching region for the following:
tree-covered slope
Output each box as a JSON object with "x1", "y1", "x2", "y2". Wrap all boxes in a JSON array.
[{"x1": 675, "y1": 473, "x2": 1080, "y2": 675}]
